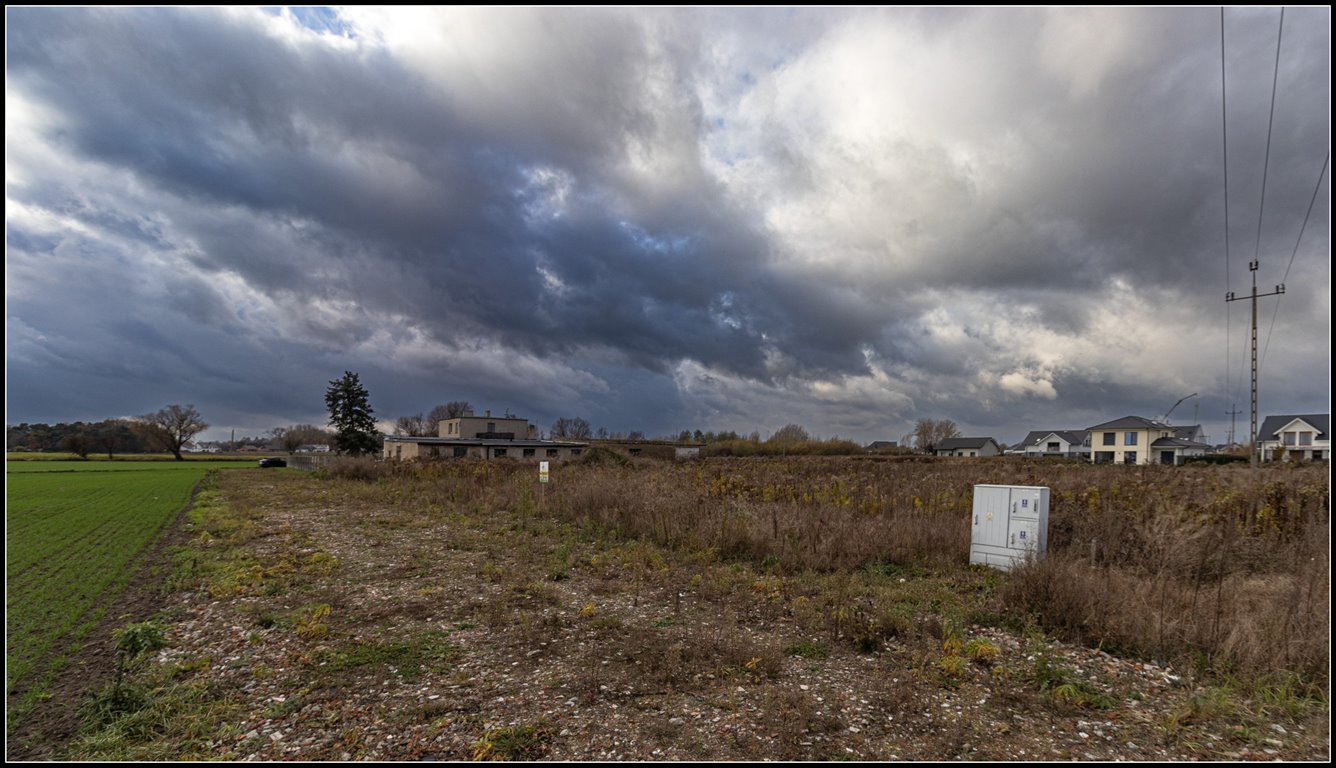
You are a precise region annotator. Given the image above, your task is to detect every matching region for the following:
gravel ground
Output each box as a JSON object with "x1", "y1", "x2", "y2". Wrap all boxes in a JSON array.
[{"x1": 31, "y1": 469, "x2": 1332, "y2": 761}]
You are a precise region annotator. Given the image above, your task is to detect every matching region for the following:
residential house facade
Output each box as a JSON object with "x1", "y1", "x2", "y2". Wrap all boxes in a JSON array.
[
  {"x1": 1087, "y1": 416, "x2": 1209, "y2": 465},
  {"x1": 1256, "y1": 414, "x2": 1329, "y2": 461},
  {"x1": 1016, "y1": 430, "x2": 1090, "y2": 459},
  {"x1": 934, "y1": 437, "x2": 1002, "y2": 457}
]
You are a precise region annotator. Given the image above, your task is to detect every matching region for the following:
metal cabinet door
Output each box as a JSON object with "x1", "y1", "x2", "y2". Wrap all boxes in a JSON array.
[
  {"x1": 1008, "y1": 515, "x2": 1040, "y2": 553},
  {"x1": 1012, "y1": 487, "x2": 1043, "y2": 518},
  {"x1": 972, "y1": 486, "x2": 1010, "y2": 547}
]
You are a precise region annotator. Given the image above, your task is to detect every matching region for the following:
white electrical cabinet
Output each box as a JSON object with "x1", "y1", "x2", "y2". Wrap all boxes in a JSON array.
[{"x1": 969, "y1": 484, "x2": 1049, "y2": 571}]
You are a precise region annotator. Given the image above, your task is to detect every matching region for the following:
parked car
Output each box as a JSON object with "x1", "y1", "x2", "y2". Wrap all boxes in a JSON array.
[{"x1": 258, "y1": 457, "x2": 287, "y2": 468}]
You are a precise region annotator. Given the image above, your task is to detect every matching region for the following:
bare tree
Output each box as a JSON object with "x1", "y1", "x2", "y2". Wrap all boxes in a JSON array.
[
  {"x1": 551, "y1": 417, "x2": 592, "y2": 439},
  {"x1": 96, "y1": 420, "x2": 135, "y2": 458},
  {"x1": 428, "y1": 401, "x2": 472, "y2": 424},
  {"x1": 394, "y1": 413, "x2": 431, "y2": 437},
  {"x1": 63, "y1": 430, "x2": 93, "y2": 459},
  {"x1": 138, "y1": 404, "x2": 209, "y2": 461},
  {"x1": 910, "y1": 418, "x2": 961, "y2": 453},
  {"x1": 271, "y1": 424, "x2": 332, "y2": 453},
  {"x1": 769, "y1": 424, "x2": 811, "y2": 444}
]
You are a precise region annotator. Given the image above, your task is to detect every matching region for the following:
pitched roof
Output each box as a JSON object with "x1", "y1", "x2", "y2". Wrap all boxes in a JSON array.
[
  {"x1": 936, "y1": 437, "x2": 998, "y2": 450},
  {"x1": 1172, "y1": 425, "x2": 1204, "y2": 441},
  {"x1": 1256, "y1": 414, "x2": 1329, "y2": 442},
  {"x1": 1018, "y1": 430, "x2": 1089, "y2": 448},
  {"x1": 1087, "y1": 415, "x2": 1170, "y2": 431},
  {"x1": 1151, "y1": 437, "x2": 1211, "y2": 449}
]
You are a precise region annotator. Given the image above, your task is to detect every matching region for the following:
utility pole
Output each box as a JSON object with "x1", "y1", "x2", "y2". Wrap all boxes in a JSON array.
[
  {"x1": 1226, "y1": 260, "x2": 1284, "y2": 469},
  {"x1": 1225, "y1": 404, "x2": 1243, "y2": 450}
]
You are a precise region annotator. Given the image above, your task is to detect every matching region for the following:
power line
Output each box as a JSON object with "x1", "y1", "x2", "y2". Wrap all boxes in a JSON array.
[
  {"x1": 1260, "y1": 153, "x2": 1329, "y2": 370},
  {"x1": 1251, "y1": 7, "x2": 1285, "y2": 269},
  {"x1": 1225, "y1": 404, "x2": 1243, "y2": 449},
  {"x1": 1226, "y1": 6, "x2": 1287, "y2": 472},
  {"x1": 1221, "y1": 7, "x2": 1233, "y2": 399}
]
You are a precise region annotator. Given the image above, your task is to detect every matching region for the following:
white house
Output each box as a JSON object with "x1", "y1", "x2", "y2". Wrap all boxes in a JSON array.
[
  {"x1": 1016, "y1": 430, "x2": 1090, "y2": 458},
  {"x1": 1256, "y1": 414, "x2": 1329, "y2": 462}
]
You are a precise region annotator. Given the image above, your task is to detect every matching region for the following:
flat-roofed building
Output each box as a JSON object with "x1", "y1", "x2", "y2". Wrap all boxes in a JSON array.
[{"x1": 382, "y1": 409, "x2": 587, "y2": 462}]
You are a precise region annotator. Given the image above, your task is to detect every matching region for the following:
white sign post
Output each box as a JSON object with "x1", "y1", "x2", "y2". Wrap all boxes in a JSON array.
[{"x1": 538, "y1": 461, "x2": 549, "y2": 512}]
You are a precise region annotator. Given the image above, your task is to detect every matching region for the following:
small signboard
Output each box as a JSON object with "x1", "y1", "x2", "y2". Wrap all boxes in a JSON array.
[{"x1": 539, "y1": 461, "x2": 550, "y2": 483}]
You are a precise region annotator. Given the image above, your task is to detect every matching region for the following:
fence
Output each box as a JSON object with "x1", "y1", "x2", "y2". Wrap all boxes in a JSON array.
[{"x1": 287, "y1": 454, "x2": 338, "y2": 472}]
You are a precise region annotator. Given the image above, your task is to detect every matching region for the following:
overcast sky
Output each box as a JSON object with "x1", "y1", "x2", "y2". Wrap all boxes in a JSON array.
[{"x1": 6, "y1": 7, "x2": 1331, "y2": 446}]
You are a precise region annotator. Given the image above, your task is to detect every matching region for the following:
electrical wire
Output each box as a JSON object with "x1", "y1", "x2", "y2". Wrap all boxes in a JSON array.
[
  {"x1": 1251, "y1": 7, "x2": 1285, "y2": 268},
  {"x1": 1220, "y1": 7, "x2": 1232, "y2": 398},
  {"x1": 1259, "y1": 153, "x2": 1329, "y2": 370}
]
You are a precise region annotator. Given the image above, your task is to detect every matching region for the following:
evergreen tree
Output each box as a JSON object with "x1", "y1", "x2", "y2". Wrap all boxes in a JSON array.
[{"x1": 325, "y1": 371, "x2": 380, "y2": 456}]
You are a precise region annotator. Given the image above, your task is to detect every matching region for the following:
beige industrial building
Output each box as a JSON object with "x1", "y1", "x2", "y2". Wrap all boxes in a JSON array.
[{"x1": 382, "y1": 410, "x2": 587, "y2": 461}]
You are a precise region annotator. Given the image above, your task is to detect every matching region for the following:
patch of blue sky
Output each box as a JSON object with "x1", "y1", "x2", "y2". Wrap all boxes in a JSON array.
[{"x1": 264, "y1": 6, "x2": 356, "y2": 38}]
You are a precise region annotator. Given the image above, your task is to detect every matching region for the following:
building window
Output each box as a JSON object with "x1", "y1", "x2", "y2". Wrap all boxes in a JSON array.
[
  {"x1": 546, "y1": 448, "x2": 558, "y2": 457},
  {"x1": 1299, "y1": 432, "x2": 1313, "y2": 446},
  {"x1": 1124, "y1": 432, "x2": 1137, "y2": 446},
  {"x1": 1124, "y1": 451, "x2": 1137, "y2": 464},
  {"x1": 488, "y1": 422, "x2": 496, "y2": 433},
  {"x1": 1103, "y1": 433, "x2": 1115, "y2": 446},
  {"x1": 1046, "y1": 441, "x2": 1060, "y2": 452},
  {"x1": 493, "y1": 448, "x2": 507, "y2": 457},
  {"x1": 454, "y1": 447, "x2": 468, "y2": 457}
]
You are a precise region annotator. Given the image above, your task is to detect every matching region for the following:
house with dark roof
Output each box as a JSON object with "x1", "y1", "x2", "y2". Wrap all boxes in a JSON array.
[
  {"x1": 933, "y1": 437, "x2": 1002, "y2": 457},
  {"x1": 1087, "y1": 416, "x2": 1210, "y2": 465},
  {"x1": 1256, "y1": 414, "x2": 1329, "y2": 462},
  {"x1": 1016, "y1": 430, "x2": 1090, "y2": 458}
]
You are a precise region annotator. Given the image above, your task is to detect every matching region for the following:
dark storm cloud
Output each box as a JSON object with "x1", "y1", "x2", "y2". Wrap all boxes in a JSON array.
[{"x1": 5, "y1": 7, "x2": 1328, "y2": 443}]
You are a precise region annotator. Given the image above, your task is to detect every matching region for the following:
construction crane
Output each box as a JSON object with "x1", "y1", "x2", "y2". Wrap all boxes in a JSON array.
[{"x1": 1161, "y1": 393, "x2": 1198, "y2": 425}]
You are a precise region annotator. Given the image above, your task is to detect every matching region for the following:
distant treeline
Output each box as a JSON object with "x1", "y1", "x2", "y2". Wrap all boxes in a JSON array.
[
  {"x1": 7, "y1": 421, "x2": 330, "y2": 457},
  {"x1": 7, "y1": 420, "x2": 154, "y2": 456}
]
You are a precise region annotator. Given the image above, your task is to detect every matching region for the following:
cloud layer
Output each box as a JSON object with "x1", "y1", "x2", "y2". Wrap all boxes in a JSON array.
[{"x1": 6, "y1": 7, "x2": 1330, "y2": 444}]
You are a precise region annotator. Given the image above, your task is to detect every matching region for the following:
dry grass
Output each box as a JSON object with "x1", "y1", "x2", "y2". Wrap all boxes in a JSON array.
[{"x1": 323, "y1": 456, "x2": 1328, "y2": 693}]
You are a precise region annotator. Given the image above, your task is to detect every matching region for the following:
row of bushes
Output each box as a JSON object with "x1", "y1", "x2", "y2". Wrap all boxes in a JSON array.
[{"x1": 701, "y1": 438, "x2": 865, "y2": 457}]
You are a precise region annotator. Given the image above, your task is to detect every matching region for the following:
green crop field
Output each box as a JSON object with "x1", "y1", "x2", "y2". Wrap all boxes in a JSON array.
[
  {"x1": 5, "y1": 461, "x2": 253, "y2": 731},
  {"x1": 6, "y1": 459, "x2": 255, "y2": 473}
]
